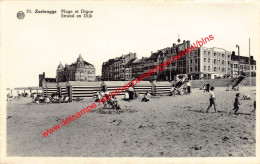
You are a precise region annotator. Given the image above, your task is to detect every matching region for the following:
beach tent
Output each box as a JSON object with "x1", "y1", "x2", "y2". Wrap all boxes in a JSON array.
[
  {"x1": 101, "y1": 81, "x2": 126, "y2": 95},
  {"x1": 42, "y1": 82, "x2": 57, "y2": 97},
  {"x1": 133, "y1": 81, "x2": 152, "y2": 94},
  {"x1": 152, "y1": 81, "x2": 172, "y2": 95},
  {"x1": 57, "y1": 82, "x2": 68, "y2": 97},
  {"x1": 90, "y1": 81, "x2": 102, "y2": 96},
  {"x1": 66, "y1": 81, "x2": 94, "y2": 101}
]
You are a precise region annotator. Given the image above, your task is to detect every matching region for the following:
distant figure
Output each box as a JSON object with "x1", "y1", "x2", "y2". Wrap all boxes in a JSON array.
[
  {"x1": 230, "y1": 93, "x2": 241, "y2": 114},
  {"x1": 203, "y1": 85, "x2": 206, "y2": 92},
  {"x1": 243, "y1": 94, "x2": 251, "y2": 100},
  {"x1": 170, "y1": 86, "x2": 176, "y2": 96},
  {"x1": 206, "y1": 87, "x2": 216, "y2": 113},
  {"x1": 32, "y1": 93, "x2": 37, "y2": 102},
  {"x1": 96, "y1": 91, "x2": 102, "y2": 102},
  {"x1": 206, "y1": 83, "x2": 210, "y2": 92},
  {"x1": 186, "y1": 81, "x2": 191, "y2": 94},
  {"x1": 128, "y1": 86, "x2": 134, "y2": 101},
  {"x1": 111, "y1": 95, "x2": 121, "y2": 110},
  {"x1": 141, "y1": 92, "x2": 150, "y2": 102}
]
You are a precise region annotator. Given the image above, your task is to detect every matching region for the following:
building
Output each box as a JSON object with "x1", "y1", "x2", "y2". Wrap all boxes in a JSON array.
[
  {"x1": 95, "y1": 75, "x2": 102, "y2": 81},
  {"x1": 186, "y1": 47, "x2": 232, "y2": 79},
  {"x1": 39, "y1": 72, "x2": 56, "y2": 87},
  {"x1": 56, "y1": 54, "x2": 96, "y2": 82},
  {"x1": 101, "y1": 53, "x2": 137, "y2": 81},
  {"x1": 231, "y1": 51, "x2": 256, "y2": 77},
  {"x1": 143, "y1": 40, "x2": 190, "y2": 81}
]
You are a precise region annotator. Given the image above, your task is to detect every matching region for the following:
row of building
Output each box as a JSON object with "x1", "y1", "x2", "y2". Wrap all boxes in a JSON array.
[{"x1": 101, "y1": 39, "x2": 256, "y2": 81}]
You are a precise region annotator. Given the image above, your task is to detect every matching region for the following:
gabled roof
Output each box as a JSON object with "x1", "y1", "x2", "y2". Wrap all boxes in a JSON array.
[
  {"x1": 46, "y1": 82, "x2": 58, "y2": 87},
  {"x1": 132, "y1": 59, "x2": 141, "y2": 64},
  {"x1": 57, "y1": 82, "x2": 68, "y2": 87},
  {"x1": 125, "y1": 58, "x2": 137, "y2": 66},
  {"x1": 150, "y1": 53, "x2": 159, "y2": 59}
]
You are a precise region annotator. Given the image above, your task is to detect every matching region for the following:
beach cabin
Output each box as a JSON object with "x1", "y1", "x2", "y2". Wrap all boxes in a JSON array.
[
  {"x1": 101, "y1": 81, "x2": 126, "y2": 95},
  {"x1": 133, "y1": 81, "x2": 152, "y2": 94},
  {"x1": 42, "y1": 82, "x2": 57, "y2": 97},
  {"x1": 152, "y1": 81, "x2": 172, "y2": 95},
  {"x1": 57, "y1": 82, "x2": 68, "y2": 97},
  {"x1": 66, "y1": 81, "x2": 94, "y2": 101},
  {"x1": 89, "y1": 81, "x2": 102, "y2": 97}
]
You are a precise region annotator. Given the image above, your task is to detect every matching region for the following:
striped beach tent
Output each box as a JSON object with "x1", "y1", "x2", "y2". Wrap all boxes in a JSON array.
[
  {"x1": 66, "y1": 81, "x2": 94, "y2": 101},
  {"x1": 101, "y1": 81, "x2": 126, "y2": 95},
  {"x1": 43, "y1": 82, "x2": 58, "y2": 97},
  {"x1": 152, "y1": 81, "x2": 172, "y2": 95},
  {"x1": 89, "y1": 81, "x2": 102, "y2": 97},
  {"x1": 57, "y1": 82, "x2": 68, "y2": 97},
  {"x1": 133, "y1": 81, "x2": 152, "y2": 94}
]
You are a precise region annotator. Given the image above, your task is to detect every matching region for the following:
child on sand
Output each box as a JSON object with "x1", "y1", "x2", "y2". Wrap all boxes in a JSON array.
[
  {"x1": 206, "y1": 87, "x2": 216, "y2": 113},
  {"x1": 232, "y1": 93, "x2": 241, "y2": 114}
]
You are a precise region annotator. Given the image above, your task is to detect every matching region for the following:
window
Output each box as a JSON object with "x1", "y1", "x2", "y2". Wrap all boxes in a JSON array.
[
  {"x1": 204, "y1": 58, "x2": 206, "y2": 62},
  {"x1": 204, "y1": 66, "x2": 206, "y2": 71},
  {"x1": 208, "y1": 52, "x2": 210, "y2": 56},
  {"x1": 195, "y1": 59, "x2": 197, "y2": 63},
  {"x1": 214, "y1": 53, "x2": 216, "y2": 56},
  {"x1": 222, "y1": 60, "x2": 224, "y2": 65},
  {"x1": 222, "y1": 54, "x2": 224, "y2": 57},
  {"x1": 208, "y1": 58, "x2": 210, "y2": 63},
  {"x1": 228, "y1": 61, "x2": 230, "y2": 65},
  {"x1": 214, "y1": 67, "x2": 217, "y2": 71},
  {"x1": 190, "y1": 59, "x2": 193, "y2": 64},
  {"x1": 204, "y1": 51, "x2": 206, "y2": 55},
  {"x1": 190, "y1": 67, "x2": 192, "y2": 72},
  {"x1": 214, "y1": 59, "x2": 217, "y2": 64},
  {"x1": 195, "y1": 66, "x2": 197, "y2": 71},
  {"x1": 228, "y1": 55, "x2": 230, "y2": 58},
  {"x1": 222, "y1": 68, "x2": 225, "y2": 72},
  {"x1": 208, "y1": 66, "x2": 210, "y2": 71}
]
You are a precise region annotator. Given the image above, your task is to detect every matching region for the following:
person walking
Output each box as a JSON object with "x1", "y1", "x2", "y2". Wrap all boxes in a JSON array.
[
  {"x1": 206, "y1": 87, "x2": 217, "y2": 113},
  {"x1": 230, "y1": 93, "x2": 241, "y2": 114}
]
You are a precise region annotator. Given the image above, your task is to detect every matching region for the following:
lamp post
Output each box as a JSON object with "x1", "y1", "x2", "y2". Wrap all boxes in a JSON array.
[{"x1": 236, "y1": 44, "x2": 240, "y2": 75}]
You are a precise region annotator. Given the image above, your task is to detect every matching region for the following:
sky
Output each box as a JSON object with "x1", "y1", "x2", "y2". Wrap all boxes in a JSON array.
[{"x1": 1, "y1": 1, "x2": 259, "y2": 88}]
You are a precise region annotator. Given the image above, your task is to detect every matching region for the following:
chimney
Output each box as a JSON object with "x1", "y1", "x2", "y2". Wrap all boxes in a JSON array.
[{"x1": 43, "y1": 72, "x2": 45, "y2": 78}]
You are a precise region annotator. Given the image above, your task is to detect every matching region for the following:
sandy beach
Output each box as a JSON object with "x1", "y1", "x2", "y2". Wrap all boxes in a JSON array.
[{"x1": 7, "y1": 87, "x2": 256, "y2": 157}]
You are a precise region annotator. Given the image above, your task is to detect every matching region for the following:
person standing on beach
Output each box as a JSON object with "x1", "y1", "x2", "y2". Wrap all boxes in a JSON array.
[
  {"x1": 186, "y1": 81, "x2": 191, "y2": 94},
  {"x1": 206, "y1": 83, "x2": 210, "y2": 92},
  {"x1": 128, "y1": 85, "x2": 134, "y2": 101},
  {"x1": 206, "y1": 87, "x2": 216, "y2": 113}
]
